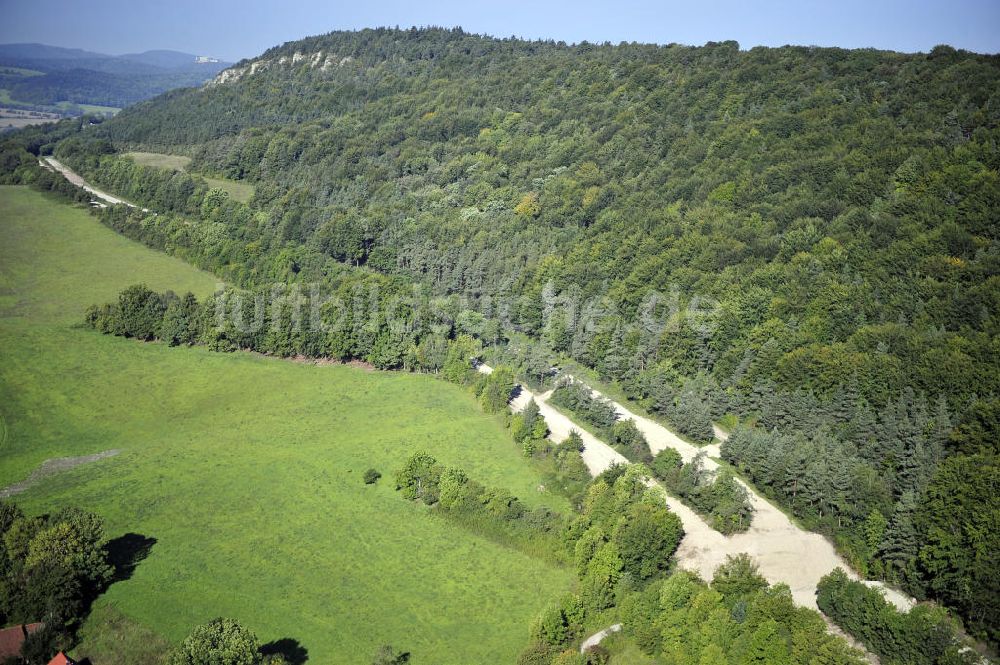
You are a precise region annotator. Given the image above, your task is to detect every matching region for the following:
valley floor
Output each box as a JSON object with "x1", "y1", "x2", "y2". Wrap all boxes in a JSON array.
[{"x1": 0, "y1": 186, "x2": 573, "y2": 663}]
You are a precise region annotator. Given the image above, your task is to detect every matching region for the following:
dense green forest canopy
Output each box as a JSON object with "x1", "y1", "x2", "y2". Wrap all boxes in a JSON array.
[
  {"x1": 3, "y1": 27, "x2": 999, "y2": 646},
  {"x1": 93, "y1": 28, "x2": 1000, "y2": 409}
]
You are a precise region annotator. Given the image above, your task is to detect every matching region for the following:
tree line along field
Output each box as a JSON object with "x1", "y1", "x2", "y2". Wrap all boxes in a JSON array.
[
  {"x1": 37, "y1": 28, "x2": 993, "y2": 645},
  {"x1": 125, "y1": 151, "x2": 255, "y2": 203},
  {"x1": 0, "y1": 186, "x2": 575, "y2": 663}
]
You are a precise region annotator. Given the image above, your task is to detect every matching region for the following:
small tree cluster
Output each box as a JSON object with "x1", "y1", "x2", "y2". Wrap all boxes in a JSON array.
[
  {"x1": 170, "y1": 618, "x2": 295, "y2": 665},
  {"x1": 0, "y1": 501, "x2": 114, "y2": 662},
  {"x1": 395, "y1": 452, "x2": 567, "y2": 562},
  {"x1": 615, "y1": 557, "x2": 867, "y2": 664},
  {"x1": 649, "y1": 450, "x2": 754, "y2": 534},
  {"x1": 817, "y1": 568, "x2": 979, "y2": 665},
  {"x1": 549, "y1": 380, "x2": 619, "y2": 430}
]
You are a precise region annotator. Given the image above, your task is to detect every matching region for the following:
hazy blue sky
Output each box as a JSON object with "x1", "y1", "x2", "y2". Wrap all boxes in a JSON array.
[{"x1": 2, "y1": 0, "x2": 998, "y2": 62}]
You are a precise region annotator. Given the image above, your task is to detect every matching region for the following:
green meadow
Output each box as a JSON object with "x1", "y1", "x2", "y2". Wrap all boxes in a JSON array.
[
  {"x1": 125, "y1": 151, "x2": 255, "y2": 202},
  {"x1": 0, "y1": 186, "x2": 573, "y2": 663}
]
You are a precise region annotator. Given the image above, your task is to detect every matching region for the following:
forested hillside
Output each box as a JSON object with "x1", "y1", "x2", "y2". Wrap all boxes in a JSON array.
[{"x1": 2, "y1": 27, "x2": 998, "y2": 647}]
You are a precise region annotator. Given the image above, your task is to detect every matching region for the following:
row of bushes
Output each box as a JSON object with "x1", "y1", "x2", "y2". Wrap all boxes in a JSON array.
[
  {"x1": 548, "y1": 380, "x2": 619, "y2": 430},
  {"x1": 394, "y1": 452, "x2": 570, "y2": 563},
  {"x1": 392, "y1": 449, "x2": 687, "y2": 663},
  {"x1": 83, "y1": 283, "x2": 498, "y2": 383},
  {"x1": 649, "y1": 449, "x2": 754, "y2": 534},
  {"x1": 0, "y1": 142, "x2": 94, "y2": 204},
  {"x1": 549, "y1": 379, "x2": 752, "y2": 534},
  {"x1": 511, "y1": 400, "x2": 593, "y2": 508},
  {"x1": 816, "y1": 568, "x2": 979, "y2": 665},
  {"x1": 548, "y1": 380, "x2": 653, "y2": 464}
]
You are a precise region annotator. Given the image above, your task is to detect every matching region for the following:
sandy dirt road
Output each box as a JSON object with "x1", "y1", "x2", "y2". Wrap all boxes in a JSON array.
[
  {"x1": 42, "y1": 157, "x2": 146, "y2": 210},
  {"x1": 480, "y1": 365, "x2": 913, "y2": 613}
]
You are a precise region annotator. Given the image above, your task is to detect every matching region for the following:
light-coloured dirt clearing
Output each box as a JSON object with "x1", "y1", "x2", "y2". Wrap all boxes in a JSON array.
[
  {"x1": 0, "y1": 449, "x2": 121, "y2": 498},
  {"x1": 481, "y1": 365, "x2": 914, "y2": 613}
]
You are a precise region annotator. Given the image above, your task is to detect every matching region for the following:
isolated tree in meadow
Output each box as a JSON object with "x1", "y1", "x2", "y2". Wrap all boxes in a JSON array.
[
  {"x1": 25, "y1": 518, "x2": 111, "y2": 593},
  {"x1": 370, "y1": 644, "x2": 409, "y2": 665},
  {"x1": 2, "y1": 505, "x2": 112, "y2": 630},
  {"x1": 394, "y1": 452, "x2": 440, "y2": 504},
  {"x1": 170, "y1": 618, "x2": 261, "y2": 665}
]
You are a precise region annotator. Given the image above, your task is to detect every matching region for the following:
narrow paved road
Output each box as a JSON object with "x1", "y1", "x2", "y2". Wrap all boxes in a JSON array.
[{"x1": 481, "y1": 365, "x2": 914, "y2": 613}]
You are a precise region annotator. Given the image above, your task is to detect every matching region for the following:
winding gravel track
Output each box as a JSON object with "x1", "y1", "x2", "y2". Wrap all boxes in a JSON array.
[{"x1": 480, "y1": 364, "x2": 914, "y2": 613}]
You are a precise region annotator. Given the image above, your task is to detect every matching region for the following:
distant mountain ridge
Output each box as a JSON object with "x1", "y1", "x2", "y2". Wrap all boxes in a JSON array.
[
  {"x1": 0, "y1": 43, "x2": 227, "y2": 72},
  {"x1": 0, "y1": 43, "x2": 230, "y2": 110}
]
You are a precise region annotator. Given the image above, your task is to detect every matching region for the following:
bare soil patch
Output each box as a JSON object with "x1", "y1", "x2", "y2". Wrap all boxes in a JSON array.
[{"x1": 0, "y1": 449, "x2": 121, "y2": 498}]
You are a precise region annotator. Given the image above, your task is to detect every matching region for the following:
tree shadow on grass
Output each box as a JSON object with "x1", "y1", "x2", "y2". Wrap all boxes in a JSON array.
[
  {"x1": 105, "y1": 533, "x2": 157, "y2": 584},
  {"x1": 261, "y1": 637, "x2": 309, "y2": 664}
]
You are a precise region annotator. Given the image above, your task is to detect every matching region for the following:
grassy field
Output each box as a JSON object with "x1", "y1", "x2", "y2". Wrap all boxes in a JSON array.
[
  {"x1": 0, "y1": 89, "x2": 119, "y2": 116},
  {"x1": 124, "y1": 151, "x2": 192, "y2": 171},
  {"x1": 55, "y1": 100, "x2": 121, "y2": 115},
  {"x1": 0, "y1": 66, "x2": 45, "y2": 77},
  {"x1": 0, "y1": 186, "x2": 573, "y2": 663},
  {"x1": 126, "y1": 151, "x2": 255, "y2": 202}
]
